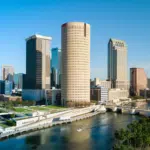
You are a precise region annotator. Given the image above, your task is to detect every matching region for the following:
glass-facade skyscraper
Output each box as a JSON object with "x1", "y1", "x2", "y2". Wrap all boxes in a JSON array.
[
  {"x1": 14, "y1": 73, "x2": 24, "y2": 89},
  {"x1": 51, "y1": 48, "x2": 61, "y2": 88}
]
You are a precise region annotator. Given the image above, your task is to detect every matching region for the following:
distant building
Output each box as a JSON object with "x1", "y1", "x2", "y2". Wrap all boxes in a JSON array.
[
  {"x1": 130, "y1": 68, "x2": 147, "y2": 96},
  {"x1": 61, "y1": 22, "x2": 90, "y2": 105},
  {"x1": 93, "y1": 78, "x2": 111, "y2": 89},
  {"x1": 51, "y1": 89, "x2": 61, "y2": 105},
  {"x1": 2, "y1": 65, "x2": 14, "y2": 82},
  {"x1": 51, "y1": 48, "x2": 61, "y2": 88},
  {"x1": 14, "y1": 73, "x2": 24, "y2": 89},
  {"x1": 147, "y1": 78, "x2": 150, "y2": 89},
  {"x1": 4, "y1": 80, "x2": 13, "y2": 95},
  {"x1": 25, "y1": 34, "x2": 52, "y2": 89},
  {"x1": 91, "y1": 86, "x2": 108, "y2": 104},
  {"x1": 140, "y1": 88, "x2": 150, "y2": 98},
  {"x1": 0, "y1": 80, "x2": 13, "y2": 95},
  {"x1": 108, "y1": 89, "x2": 129, "y2": 103},
  {"x1": 108, "y1": 39, "x2": 129, "y2": 90},
  {"x1": 22, "y1": 89, "x2": 61, "y2": 105},
  {"x1": 0, "y1": 80, "x2": 5, "y2": 94}
]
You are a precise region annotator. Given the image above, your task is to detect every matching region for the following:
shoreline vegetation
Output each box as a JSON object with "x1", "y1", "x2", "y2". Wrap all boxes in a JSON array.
[{"x1": 114, "y1": 118, "x2": 150, "y2": 150}]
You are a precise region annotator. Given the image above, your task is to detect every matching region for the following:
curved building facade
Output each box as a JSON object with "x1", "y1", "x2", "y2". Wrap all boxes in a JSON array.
[{"x1": 61, "y1": 22, "x2": 90, "y2": 105}]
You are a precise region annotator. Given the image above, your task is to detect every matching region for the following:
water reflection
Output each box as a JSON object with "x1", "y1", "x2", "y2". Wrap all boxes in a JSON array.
[{"x1": 0, "y1": 113, "x2": 141, "y2": 150}]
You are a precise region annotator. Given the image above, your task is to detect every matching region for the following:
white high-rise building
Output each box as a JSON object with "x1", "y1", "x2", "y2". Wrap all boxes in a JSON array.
[
  {"x1": 61, "y1": 22, "x2": 90, "y2": 105},
  {"x1": 108, "y1": 39, "x2": 129, "y2": 90}
]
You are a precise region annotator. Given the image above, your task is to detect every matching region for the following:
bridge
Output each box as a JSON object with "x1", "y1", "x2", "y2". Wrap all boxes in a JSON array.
[{"x1": 106, "y1": 105, "x2": 150, "y2": 116}]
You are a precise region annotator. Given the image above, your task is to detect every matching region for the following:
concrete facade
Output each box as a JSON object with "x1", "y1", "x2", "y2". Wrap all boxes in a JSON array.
[
  {"x1": 130, "y1": 68, "x2": 147, "y2": 96},
  {"x1": 61, "y1": 22, "x2": 90, "y2": 105},
  {"x1": 108, "y1": 89, "x2": 129, "y2": 101},
  {"x1": 25, "y1": 34, "x2": 52, "y2": 89},
  {"x1": 108, "y1": 39, "x2": 129, "y2": 90},
  {"x1": 90, "y1": 86, "x2": 108, "y2": 103},
  {"x1": 93, "y1": 78, "x2": 111, "y2": 89}
]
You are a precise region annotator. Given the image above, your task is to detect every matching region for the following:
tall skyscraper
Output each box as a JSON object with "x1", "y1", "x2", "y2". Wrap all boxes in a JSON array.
[
  {"x1": 25, "y1": 34, "x2": 52, "y2": 89},
  {"x1": 2, "y1": 65, "x2": 14, "y2": 81},
  {"x1": 130, "y1": 68, "x2": 147, "y2": 96},
  {"x1": 61, "y1": 22, "x2": 90, "y2": 105},
  {"x1": 108, "y1": 38, "x2": 129, "y2": 90},
  {"x1": 51, "y1": 48, "x2": 61, "y2": 88}
]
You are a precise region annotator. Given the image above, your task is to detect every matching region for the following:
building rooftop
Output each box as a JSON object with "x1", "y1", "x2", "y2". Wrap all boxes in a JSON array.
[
  {"x1": 26, "y1": 34, "x2": 52, "y2": 41},
  {"x1": 109, "y1": 38, "x2": 127, "y2": 47}
]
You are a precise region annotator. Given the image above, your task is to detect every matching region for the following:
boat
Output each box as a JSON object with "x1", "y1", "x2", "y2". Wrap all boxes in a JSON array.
[
  {"x1": 113, "y1": 107, "x2": 117, "y2": 112},
  {"x1": 130, "y1": 109, "x2": 137, "y2": 115},
  {"x1": 96, "y1": 105, "x2": 106, "y2": 113},
  {"x1": 77, "y1": 128, "x2": 82, "y2": 132}
]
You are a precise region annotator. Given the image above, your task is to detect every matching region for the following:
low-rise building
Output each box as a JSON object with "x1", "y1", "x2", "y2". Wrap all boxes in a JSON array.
[
  {"x1": 140, "y1": 88, "x2": 150, "y2": 98},
  {"x1": 90, "y1": 86, "x2": 108, "y2": 104},
  {"x1": 108, "y1": 88, "x2": 129, "y2": 103},
  {"x1": 92, "y1": 78, "x2": 111, "y2": 89},
  {"x1": 22, "y1": 89, "x2": 61, "y2": 105}
]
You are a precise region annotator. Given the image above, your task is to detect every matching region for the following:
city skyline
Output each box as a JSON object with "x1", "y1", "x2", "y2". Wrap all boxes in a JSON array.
[{"x1": 0, "y1": 0, "x2": 150, "y2": 79}]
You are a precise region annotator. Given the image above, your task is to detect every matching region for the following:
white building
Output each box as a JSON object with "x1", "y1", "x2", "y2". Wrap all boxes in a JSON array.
[
  {"x1": 108, "y1": 88, "x2": 129, "y2": 103},
  {"x1": 94, "y1": 78, "x2": 111, "y2": 89},
  {"x1": 99, "y1": 86, "x2": 108, "y2": 104}
]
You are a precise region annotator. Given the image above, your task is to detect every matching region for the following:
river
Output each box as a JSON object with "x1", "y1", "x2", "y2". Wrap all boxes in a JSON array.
[{"x1": 0, "y1": 113, "x2": 142, "y2": 150}]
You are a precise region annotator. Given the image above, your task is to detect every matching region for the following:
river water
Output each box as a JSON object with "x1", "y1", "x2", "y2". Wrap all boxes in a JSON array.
[{"x1": 0, "y1": 113, "x2": 141, "y2": 150}]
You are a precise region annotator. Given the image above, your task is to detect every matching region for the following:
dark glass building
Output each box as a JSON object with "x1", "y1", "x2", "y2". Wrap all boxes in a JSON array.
[{"x1": 24, "y1": 34, "x2": 52, "y2": 89}]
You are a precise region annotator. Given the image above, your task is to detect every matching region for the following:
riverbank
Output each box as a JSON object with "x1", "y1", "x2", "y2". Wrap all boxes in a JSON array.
[
  {"x1": 0, "y1": 113, "x2": 141, "y2": 150},
  {"x1": 0, "y1": 106, "x2": 105, "y2": 140}
]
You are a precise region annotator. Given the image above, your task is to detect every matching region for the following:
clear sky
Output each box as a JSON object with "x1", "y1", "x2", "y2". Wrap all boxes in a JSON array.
[{"x1": 0, "y1": 0, "x2": 150, "y2": 80}]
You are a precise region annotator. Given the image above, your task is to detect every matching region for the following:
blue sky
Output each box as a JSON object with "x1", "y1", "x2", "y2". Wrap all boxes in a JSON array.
[{"x1": 0, "y1": 0, "x2": 150, "y2": 79}]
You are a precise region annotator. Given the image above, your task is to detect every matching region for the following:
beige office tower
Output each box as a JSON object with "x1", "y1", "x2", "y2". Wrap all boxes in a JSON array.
[
  {"x1": 25, "y1": 34, "x2": 52, "y2": 89},
  {"x1": 108, "y1": 39, "x2": 129, "y2": 90},
  {"x1": 2, "y1": 65, "x2": 14, "y2": 81},
  {"x1": 61, "y1": 22, "x2": 90, "y2": 105}
]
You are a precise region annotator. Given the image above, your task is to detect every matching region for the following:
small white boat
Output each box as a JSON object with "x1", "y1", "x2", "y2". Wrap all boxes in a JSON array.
[
  {"x1": 130, "y1": 109, "x2": 136, "y2": 115},
  {"x1": 77, "y1": 128, "x2": 82, "y2": 132},
  {"x1": 97, "y1": 105, "x2": 106, "y2": 113},
  {"x1": 113, "y1": 107, "x2": 117, "y2": 112}
]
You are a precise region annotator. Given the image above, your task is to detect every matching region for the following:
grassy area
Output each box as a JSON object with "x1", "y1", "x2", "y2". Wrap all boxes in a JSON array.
[
  {"x1": 14, "y1": 107, "x2": 31, "y2": 113},
  {"x1": 45, "y1": 105, "x2": 66, "y2": 109},
  {"x1": 0, "y1": 123, "x2": 9, "y2": 128},
  {"x1": 13, "y1": 105, "x2": 66, "y2": 113},
  {"x1": 30, "y1": 105, "x2": 66, "y2": 111},
  {"x1": 30, "y1": 106, "x2": 49, "y2": 111}
]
